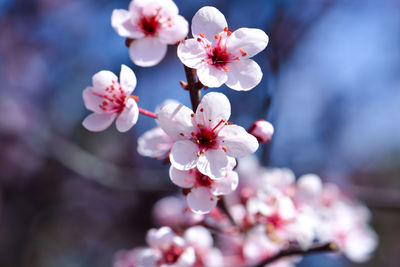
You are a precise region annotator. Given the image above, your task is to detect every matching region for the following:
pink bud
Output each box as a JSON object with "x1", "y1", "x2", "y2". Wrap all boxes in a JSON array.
[{"x1": 248, "y1": 119, "x2": 274, "y2": 143}]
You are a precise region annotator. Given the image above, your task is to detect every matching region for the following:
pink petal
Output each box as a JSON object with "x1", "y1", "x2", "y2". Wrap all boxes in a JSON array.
[
  {"x1": 227, "y1": 28, "x2": 269, "y2": 58},
  {"x1": 211, "y1": 170, "x2": 239, "y2": 195},
  {"x1": 92, "y1": 70, "x2": 118, "y2": 93},
  {"x1": 157, "y1": 102, "x2": 196, "y2": 140},
  {"x1": 158, "y1": 15, "x2": 189, "y2": 44},
  {"x1": 129, "y1": 37, "x2": 167, "y2": 67},
  {"x1": 115, "y1": 98, "x2": 139, "y2": 132},
  {"x1": 119, "y1": 64, "x2": 136, "y2": 95},
  {"x1": 191, "y1": 7, "x2": 227, "y2": 45},
  {"x1": 195, "y1": 92, "x2": 231, "y2": 128},
  {"x1": 196, "y1": 149, "x2": 229, "y2": 179},
  {"x1": 219, "y1": 125, "x2": 259, "y2": 157},
  {"x1": 82, "y1": 87, "x2": 102, "y2": 113},
  {"x1": 137, "y1": 127, "x2": 173, "y2": 158},
  {"x1": 225, "y1": 59, "x2": 263, "y2": 91},
  {"x1": 196, "y1": 64, "x2": 228, "y2": 88},
  {"x1": 111, "y1": 9, "x2": 144, "y2": 39},
  {"x1": 187, "y1": 187, "x2": 218, "y2": 214},
  {"x1": 169, "y1": 166, "x2": 195, "y2": 188},
  {"x1": 170, "y1": 140, "x2": 199, "y2": 171},
  {"x1": 82, "y1": 113, "x2": 116, "y2": 132},
  {"x1": 177, "y1": 39, "x2": 208, "y2": 69},
  {"x1": 184, "y1": 226, "x2": 213, "y2": 247}
]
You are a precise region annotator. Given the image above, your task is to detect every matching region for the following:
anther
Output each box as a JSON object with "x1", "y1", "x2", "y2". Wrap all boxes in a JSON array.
[
  {"x1": 197, "y1": 38, "x2": 202, "y2": 42},
  {"x1": 224, "y1": 27, "x2": 228, "y2": 32},
  {"x1": 200, "y1": 108, "x2": 204, "y2": 112},
  {"x1": 214, "y1": 35, "x2": 219, "y2": 39},
  {"x1": 191, "y1": 114, "x2": 195, "y2": 117},
  {"x1": 180, "y1": 133, "x2": 184, "y2": 136},
  {"x1": 199, "y1": 33, "x2": 205, "y2": 38},
  {"x1": 222, "y1": 146, "x2": 227, "y2": 152},
  {"x1": 240, "y1": 49, "x2": 247, "y2": 57}
]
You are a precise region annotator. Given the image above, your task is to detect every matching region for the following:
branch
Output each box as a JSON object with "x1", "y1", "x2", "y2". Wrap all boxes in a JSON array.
[
  {"x1": 254, "y1": 242, "x2": 338, "y2": 267},
  {"x1": 183, "y1": 65, "x2": 201, "y2": 111}
]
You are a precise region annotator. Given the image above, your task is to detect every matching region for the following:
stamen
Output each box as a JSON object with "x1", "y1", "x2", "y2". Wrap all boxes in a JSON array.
[{"x1": 212, "y1": 119, "x2": 226, "y2": 132}]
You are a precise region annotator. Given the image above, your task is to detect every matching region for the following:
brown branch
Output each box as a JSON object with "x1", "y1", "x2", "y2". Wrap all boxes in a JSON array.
[
  {"x1": 183, "y1": 65, "x2": 201, "y2": 111},
  {"x1": 253, "y1": 242, "x2": 338, "y2": 267}
]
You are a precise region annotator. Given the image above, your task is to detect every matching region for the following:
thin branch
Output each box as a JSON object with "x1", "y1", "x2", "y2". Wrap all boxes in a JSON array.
[
  {"x1": 254, "y1": 242, "x2": 338, "y2": 267},
  {"x1": 183, "y1": 65, "x2": 201, "y2": 111}
]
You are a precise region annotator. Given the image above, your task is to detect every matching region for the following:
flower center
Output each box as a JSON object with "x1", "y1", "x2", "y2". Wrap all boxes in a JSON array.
[
  {"x1": 93, "y1": 80, "x2": 127, "y2": 114},
  {"x1": 159, "y1": 244, "x2": 184, "y2": 264},
  {"x1": 197, "y1": 27, "x2": 246, "y2": 72},
  {"x1": 139, "y1": 15, "x2": 160, "y2": 36},
  {"x1": 266, "y1": 213, "x2": 285, "y2": 230},
  {"x1": 195, "y1": 171, "x2": 213, "y2": 187},
  {"x1": 196, "y1": 128, "x2": 218, "y2": 149}
]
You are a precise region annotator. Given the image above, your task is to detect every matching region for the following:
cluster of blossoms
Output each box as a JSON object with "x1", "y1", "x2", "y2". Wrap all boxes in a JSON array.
[
  {"x1": 113, "y1": 156, "x2": 378, "y2": 267},
  {"x1": 81, "y1": 0, "x2": 378, "y2": 266}
]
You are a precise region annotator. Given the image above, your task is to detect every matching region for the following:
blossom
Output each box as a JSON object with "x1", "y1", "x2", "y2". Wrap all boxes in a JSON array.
[
  {"x1": 169, "y1": 158, "x2": 238, "y2": 214},
  {"x1": 157, "y1": 92, "x2": 259, "y2": 179},
  {"x1": 112, "y1": 0, "x2": 188, "y2": 67},
  {"x1": 248, "y1": 119, "x2": 274, "y2": 143},
  {"x1": 137, "y1": 227, "x2": 196, "y2": 267},
  {"x1": 184, "y1": 226, "x2": 224, "y2": 267},
  {"x1": 178, "y1": 6, "x2": 269, "y2": 91},
  {"x1": 82, "y1": 65, "x2": 138, "y2": 132}
]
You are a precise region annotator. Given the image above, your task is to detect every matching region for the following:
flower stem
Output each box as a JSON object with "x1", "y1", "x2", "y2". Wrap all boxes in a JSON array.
[
  {"x1": 138, "y1": 107, "x2": 157, "y2": 119},
  {"x1": 183, "y1": 65, "x2": 201, "y2": 111},
  {"x1": 252, "y1": 242, "x2": 338, "y2": 267}
]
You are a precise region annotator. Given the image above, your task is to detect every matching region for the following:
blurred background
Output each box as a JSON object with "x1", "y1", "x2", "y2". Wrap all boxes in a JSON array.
[{"x1": 1, "y1": 0, "x2": 399, "y2": 266}]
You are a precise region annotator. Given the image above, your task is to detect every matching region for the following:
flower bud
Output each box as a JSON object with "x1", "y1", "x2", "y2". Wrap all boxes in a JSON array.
[{"x1": 248, "y1": 119, "x2": 274, "y2": 143}]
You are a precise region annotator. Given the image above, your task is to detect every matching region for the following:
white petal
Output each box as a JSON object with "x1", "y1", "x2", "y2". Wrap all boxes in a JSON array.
[
  {"x1": 195, "y1": 92, "x2": 231, "y2": 127},
  {"x1": 146, "y1": 226, "x2": 175, "y2": 248},
  {"x1": 92, "y1": 70, "x2": 118, "y2": 93},
  {"x1": 170, "y1": 140, "x2": 199, "y2": 171},
  {"x1": 187, "y1": 187, "x2": 217, "y2": 214},
  {"x1": 141, "y1": 0, "x2": 178, "y2": 17},
  {"x1": 196, "y1": 149, "x2": 229, "y2": 179},
  {"x1": 219, "y1": 125, "x2": 259, "y2": 157},
  {"x1": 296, "y1": 174, "x2": 323, "y2": 202},
  {"x1": 226, "y1": 59, "x2": 262, "y2": 91},
  {"x1": 115, "y1": 98, "x2": 139, "y2": 132},
  {"x1": 227, "y1": 28, "x2": 269, "y2": 58},
  {"x1": 137, "y1": 127, "x2": 173, "y2": 158},
  {"x1": 196, "y1": 64, "x2": 228, "y2": 88},
  {"x1": 211, "y1": 170, "x2": 239, "y2": 195},
  {"x1": 82, "y1": 87, "x2": 102, "y2": 113},
  {"x1": 177, "y1": 39, "x2": 207, "y2": 69},
  {"x1": 157, "y1": 102, "x2": 196, "y2": 140},
  {"x1": 136, "y1": 248, "x2": 159, "y2": 267},
  {"x1": 129, "y1": 37, "x2": 167, "y2": 67},
  {"x1": 184, "y1": 226, "x2": 213, "y2": 247},
  {"x1": 176, "y1": 247, "x2": 196, "y2": 266},
  {"x1": 111, "y1": 9, "x2": 144, "y2": 39},
  {"x1": 82, "y1": 113, "x2": 116, "y2": 132},
  {"x1": 169, "y1": 166, "x2": 195, "y2": 188},
  {"x1": 158, "y1": 15, "x2": 189, "y2": 44},
  {"x1": 191, "y1": 6, "x2": 227, "y2": 44},
  {"x1": 119, "y1": 64, "x2": 136, "y2": 95}
]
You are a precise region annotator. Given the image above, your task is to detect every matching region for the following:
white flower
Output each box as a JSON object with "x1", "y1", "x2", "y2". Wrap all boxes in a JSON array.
[
  {"x1": 82, "y1": 65, "x2": 138, "y2": 132},
  {"x1": 248, "y1": 119, "x2": 274, "y2": 143},
  {"x1": 178, "y1": 6, "x2": 269, "y2": 91},
  {"x1": 137, "y1": 226, "x2": 196, "y2": 267},
  {"x1": 184, "y1": 226, "x2": 224, "y2": 267},
  {"x1": 112, "y1": 0, "x2": 189, "y2": 67},
  {"x1": 169, "y1": 159, "x2": 238, "y2": 214},
  {"x1": 157, "y1": 92, "x2": 259, "y2": 179}
]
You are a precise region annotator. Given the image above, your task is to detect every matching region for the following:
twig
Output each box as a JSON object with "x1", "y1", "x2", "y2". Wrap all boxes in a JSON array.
[
  {"x1": 253, "y1": 242, "x2": 338, "y2": 267},
  {"x1": 183, "y1": 65, "x2": 201, "y2": 111}
]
